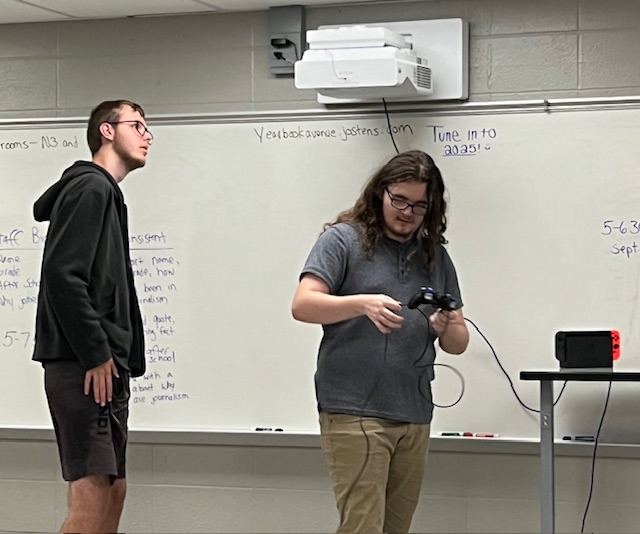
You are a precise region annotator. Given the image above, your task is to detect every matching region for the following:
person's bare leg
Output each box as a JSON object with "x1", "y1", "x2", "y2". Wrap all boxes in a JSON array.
[
  {"x1": 103, "y1": 478, "x2": 127, "y2": 533},
  {"x1": 60, "y1": 475, "x2": 111, "y2": 533}
]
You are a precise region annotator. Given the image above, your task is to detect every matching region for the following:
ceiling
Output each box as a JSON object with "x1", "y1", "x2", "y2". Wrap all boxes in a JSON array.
[{"x1": 0, "y1": 0, "x2": 403, "y2": 24}]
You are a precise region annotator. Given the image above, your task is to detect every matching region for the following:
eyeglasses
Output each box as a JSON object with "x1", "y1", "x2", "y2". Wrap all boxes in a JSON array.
[
  {"x1": 385, "y1": 188, "x2": 428, "y2": 216},
  {"x1": 106, "y1": 120, "x2": 154, "y2": 144}
]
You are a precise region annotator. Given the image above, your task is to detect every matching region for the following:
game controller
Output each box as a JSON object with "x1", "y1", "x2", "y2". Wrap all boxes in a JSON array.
[
  {"x1": 612, "y1": 329, "x2": 621, "y2": 361},
  {"x1": 407, "y1": 287, "x2": 457, "y2": 310}
]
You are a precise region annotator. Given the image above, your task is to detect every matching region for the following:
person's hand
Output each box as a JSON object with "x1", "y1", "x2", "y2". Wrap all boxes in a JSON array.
[
  {"x1": 429, "y1": 308, "x2": 463, "y2": 337},
  {"x1": 84, "y1": 359, "x2": 119, "y2": 406},
  {"x1": 363, "y1": 294, "x2": 404, "y2": 334}
]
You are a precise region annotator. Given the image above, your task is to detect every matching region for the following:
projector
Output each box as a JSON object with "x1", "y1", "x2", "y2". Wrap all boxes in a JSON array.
[{"x1": 294, "y1": 25, "x2": 433, "y2": 101}]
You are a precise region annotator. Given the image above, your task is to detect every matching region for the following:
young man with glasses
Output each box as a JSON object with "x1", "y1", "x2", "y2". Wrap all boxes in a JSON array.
[
  {"x1": 32, "y1": 100, "x2": 153, "y2": 533},
  {"x1": 292, "y1": 150, "x2": 469, "y2": 534}
]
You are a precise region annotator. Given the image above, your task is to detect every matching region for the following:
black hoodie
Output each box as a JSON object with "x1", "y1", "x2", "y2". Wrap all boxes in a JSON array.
[{"x1": 32, "y1": 161, "x2": 145, "y2": 377}]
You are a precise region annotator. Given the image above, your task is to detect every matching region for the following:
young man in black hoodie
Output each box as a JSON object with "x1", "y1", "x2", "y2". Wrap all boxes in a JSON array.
[{"x1": 33, "y1": 100, "x2": 152, "y2": 533}]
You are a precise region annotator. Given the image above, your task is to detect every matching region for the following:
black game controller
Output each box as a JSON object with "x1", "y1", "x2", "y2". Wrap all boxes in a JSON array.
[{"x1": 407, "y1": 287, "x2": 457, "y2": 310}]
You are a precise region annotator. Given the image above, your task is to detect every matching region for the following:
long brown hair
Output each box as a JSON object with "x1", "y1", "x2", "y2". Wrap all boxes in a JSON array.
[{"x1": 326, "y1": 150, "x2": 448, "y2": 263}]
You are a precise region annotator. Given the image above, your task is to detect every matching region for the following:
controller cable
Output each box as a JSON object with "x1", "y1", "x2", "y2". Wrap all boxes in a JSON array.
[
  {"x1": 337, "y1": 301, "x2": 464, "y2": 526},
  {"x1": 580, "y1": 381, "x2": 611, "y2": 533},
  {"x1": 337, "y1": 291, "x2": 571, "y2": 527},
  {"x1": 408, "y1": 287, "x2": 569, "y2": 410},
  {"x1": 463, "y1": 316, "x2": 611, "y2": 534},
  {"x1": 464, "y1": 317, "x2": 568, "y2": 411},
  {"x1": 413, "y1": 306, "x2": 465, "y2": 407}
]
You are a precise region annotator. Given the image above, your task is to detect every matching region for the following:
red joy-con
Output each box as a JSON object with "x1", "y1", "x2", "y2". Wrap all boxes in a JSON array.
[{"x1": 611, "y1": 330, "x2": 621, "y2": 361}]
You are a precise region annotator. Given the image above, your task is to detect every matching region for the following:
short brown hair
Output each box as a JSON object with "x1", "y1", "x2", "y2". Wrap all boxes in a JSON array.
[{"x1": 86, "y1": 100, "x2": 146, "y2": 155}]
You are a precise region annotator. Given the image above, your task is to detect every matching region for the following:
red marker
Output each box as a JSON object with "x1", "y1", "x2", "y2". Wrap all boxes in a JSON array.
[{"x1": 474, "y1": 432, "x2": 499, "y2": 438}]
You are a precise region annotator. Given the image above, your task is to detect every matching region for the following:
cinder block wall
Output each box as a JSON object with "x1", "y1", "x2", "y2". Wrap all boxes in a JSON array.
[{"x1": 1, "y1": 1, "x2": 640, "y2": 532}]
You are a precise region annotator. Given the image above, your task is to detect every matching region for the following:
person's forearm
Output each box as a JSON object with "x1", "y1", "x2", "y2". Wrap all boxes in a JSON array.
[
  {"x1": 292, "y1": 292, "x2": 365, "y2": 325},
  {"x1": 438, "y1": 322, "x2": 469, "y2": 354}
]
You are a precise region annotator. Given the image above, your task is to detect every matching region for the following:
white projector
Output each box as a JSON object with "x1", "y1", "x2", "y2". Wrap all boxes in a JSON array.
[{"x1": 294, "y1": 25, "x2": 433, "y2": 101}]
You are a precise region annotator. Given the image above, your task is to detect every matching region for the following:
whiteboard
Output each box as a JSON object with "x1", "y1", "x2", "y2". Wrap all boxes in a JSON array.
[{"x1": 2, "y1": 106, "x2": 640, "y2": 441}]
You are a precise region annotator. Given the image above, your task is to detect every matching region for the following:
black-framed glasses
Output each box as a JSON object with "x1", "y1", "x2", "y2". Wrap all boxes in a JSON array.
[
  {"x1": 385, "y1": 188, "x2": 428, "y2": 216},
  {"x1": 106, "y1": 120, "x2": 154, "y2": 144}
]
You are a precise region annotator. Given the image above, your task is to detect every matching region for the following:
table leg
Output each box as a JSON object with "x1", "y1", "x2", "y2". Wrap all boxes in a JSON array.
[{"x1": 540, "y1": 379, "x2": 555, "y2": 534}]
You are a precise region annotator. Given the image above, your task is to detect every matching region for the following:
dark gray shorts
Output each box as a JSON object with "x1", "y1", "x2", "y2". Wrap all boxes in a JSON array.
[{"x1": 44, "y1": 360, "x2": 130, "y2": 482}]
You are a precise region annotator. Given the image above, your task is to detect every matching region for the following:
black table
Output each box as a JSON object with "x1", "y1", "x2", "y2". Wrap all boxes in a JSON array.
[{"x1": 520, "y1": 370, "x2": 640, "y2": 534}]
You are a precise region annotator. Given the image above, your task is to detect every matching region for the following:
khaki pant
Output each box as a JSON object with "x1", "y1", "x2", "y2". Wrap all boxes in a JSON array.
[{"x1": 319, "y1": 413, "x2": 430, "y2": 534}]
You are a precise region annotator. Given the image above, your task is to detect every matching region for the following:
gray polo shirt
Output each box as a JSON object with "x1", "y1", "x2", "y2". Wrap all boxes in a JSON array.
[{"x1": 300, "y1": 222, "x2": 463, "y2": 424}]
